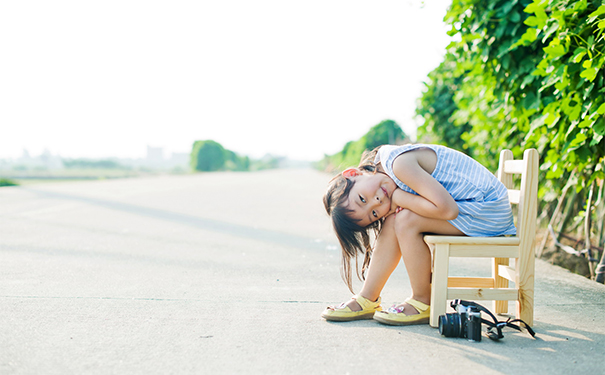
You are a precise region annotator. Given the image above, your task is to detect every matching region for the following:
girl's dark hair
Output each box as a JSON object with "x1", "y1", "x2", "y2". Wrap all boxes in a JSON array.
[{"x1": 323, "y1": 148, "x2": 382, "y2": 292}]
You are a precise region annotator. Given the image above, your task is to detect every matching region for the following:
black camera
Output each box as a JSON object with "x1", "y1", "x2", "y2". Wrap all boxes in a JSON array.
[
  {"x1": 438, "y1": 299, "x2": 537, "y2": 342},
  {"x1": 438, "y1": 301, "x2": 482, "y2": 342}
]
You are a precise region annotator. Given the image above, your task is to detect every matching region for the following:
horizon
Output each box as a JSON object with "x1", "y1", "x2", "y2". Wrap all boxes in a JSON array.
[{"x1": 1, "y1": 1, "x2": 452, "y2": 162}]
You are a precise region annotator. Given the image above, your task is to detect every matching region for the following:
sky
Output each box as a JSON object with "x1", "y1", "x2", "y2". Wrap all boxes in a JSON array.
[{"x1": 0, "y1": 1, "x2": 452, "y2": 162}]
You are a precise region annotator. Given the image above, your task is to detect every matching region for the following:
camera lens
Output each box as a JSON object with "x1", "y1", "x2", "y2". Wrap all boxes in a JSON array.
[{"x1": 439, "y1": 313, "x2": 463, "y2": 337}]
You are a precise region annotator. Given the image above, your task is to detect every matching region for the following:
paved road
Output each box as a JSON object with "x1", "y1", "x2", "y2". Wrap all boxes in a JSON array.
[{"x1": 1, "y1": 169, "x2": 603, "y2": 374}]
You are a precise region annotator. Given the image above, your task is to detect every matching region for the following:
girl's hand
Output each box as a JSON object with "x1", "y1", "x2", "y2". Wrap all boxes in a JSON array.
[
  {"x1": 389, "y1": 188, "x2": 405, "y2": 214},
  {"x1": 386, "y1": 188, "x2": 404, "y2": 217}
]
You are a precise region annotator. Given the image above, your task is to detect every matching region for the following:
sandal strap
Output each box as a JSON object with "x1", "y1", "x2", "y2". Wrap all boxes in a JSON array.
[
  {"x1": 404, "y1": 298, "x2": 430, "y2": 313},
  {"x1": 353, "y1": 294, "x2": 381, "y2": 310}
]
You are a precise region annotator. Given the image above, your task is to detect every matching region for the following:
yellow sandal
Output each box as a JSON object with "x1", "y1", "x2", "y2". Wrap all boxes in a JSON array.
[
  {"x1": 373, "y1": 298, "x2": 430, "y2": 326},
  {"x1": 321, "y1": 295, "x2": 382, "y2": 321}
]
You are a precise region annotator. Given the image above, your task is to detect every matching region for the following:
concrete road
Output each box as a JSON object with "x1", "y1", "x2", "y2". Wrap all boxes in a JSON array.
[{"x1": 1, "y1": 169, "x2": 603, "y2": 374}]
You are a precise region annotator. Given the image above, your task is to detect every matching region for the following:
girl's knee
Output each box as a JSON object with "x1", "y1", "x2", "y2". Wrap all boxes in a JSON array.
[
  {"x1": 380, "y1": 214, "x2": 398, "y2": 236},
  {"x1": 393, "y1": 209, "x2": 422, "y2": 233}
]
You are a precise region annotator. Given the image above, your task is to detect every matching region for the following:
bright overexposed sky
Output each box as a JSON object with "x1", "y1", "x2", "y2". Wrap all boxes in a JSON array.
[{"x1": 0, "y1": 0, "x2": 452, "y2": 161}]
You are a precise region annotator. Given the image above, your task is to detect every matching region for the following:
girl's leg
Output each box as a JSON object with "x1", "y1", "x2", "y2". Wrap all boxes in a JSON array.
[
  {"x1": 392, "y1": 209, "x2": 463, "y2": 315},
  {"x1": 358, "y1": 214, "x2": 402, "y2": 301},
  {"x1": 340, "y1": 215, "x2": 402, "y2": 311}
]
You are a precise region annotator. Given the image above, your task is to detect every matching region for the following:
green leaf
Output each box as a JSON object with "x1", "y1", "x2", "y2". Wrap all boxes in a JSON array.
[
  {"x1": 570, "y1": 105, "x2": 582, "y2": 121},
  {"x1": 555, "y1": 79, "x2": 568, "y2": 91},
  {"x1": 525, "y1": 1, "x2": 546, "y2": 15},
  {"x1": 568, "y1": 132, "x2": 587, "y2": 149},
  {"x1": 516, "y1": 28, "x2": 539, "y2": 46},
  {"x1": 588, "y1": 5, "x2": 605, "y2": 23},
  {"x1": 545, "y1": 112, "x2": 561, "y2": 128},
  {"x1": 523, "y1": 92, "x2": 540, "y2": 110},
  {"x1": 578, "y1": 118, "x2": 592, "y2": 128},
  {"x1": 594, "y1": 118, "x2": 605, "y2": 136},
  {"x1": 542, "y1": 21, "x2": 559, "y2": 41},
  {"x1": 544, "y1": 44, "x2": 566, "y2": 57},
  {"x1": 571, "y1": 47, "x2": 587, "y2": 63},
  {"x1": 572, "y1": 0, "x2": 588, "y2": 12},
  {"x1": 572, "y1": 52, "x2": 586, "y2": 63},
  {"x1": 509, "y1": 10, "x2": 521, "y2": 23},
  {"x1": 597, "y1": 103, "x2": 605, "y2": 115},
  {"x1": 521, "y1": 74, "x2": 536, "y2": 88},
  {"x1": 525, "y1": 16, "x2": 540, "y2": 27},
  {"x1": 546, "y1": 165, "x2": 564, "y2": 179},
  {"x1": 580, "y1": 67, "x2": 599, "y2": 82}
]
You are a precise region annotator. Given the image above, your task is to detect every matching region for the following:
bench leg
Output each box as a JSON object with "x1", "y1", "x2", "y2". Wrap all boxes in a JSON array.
[
  {"x1": 430, "y1": 243, "x2": 449, "y2": 328},
  {"x1": 493, "y1": 257, "x2": 509, "y2": 314}
]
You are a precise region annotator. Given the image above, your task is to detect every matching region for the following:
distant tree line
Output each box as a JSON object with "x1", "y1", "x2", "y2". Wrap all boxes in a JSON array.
[
  {"x1": 63, "y1": 159, "x2": 129, "y2": 169},
  {"x1": 190, "y1": 140, "x2": 280, "y2": 172}
]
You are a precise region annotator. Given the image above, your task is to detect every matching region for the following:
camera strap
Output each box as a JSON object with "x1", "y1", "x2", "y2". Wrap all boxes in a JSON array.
[{"x1": 451, "y1": 299, "x2": 536, "y2": 341}]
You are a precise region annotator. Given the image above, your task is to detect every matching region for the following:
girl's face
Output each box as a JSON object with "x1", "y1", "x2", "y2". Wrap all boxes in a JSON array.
[{"x1": 343, "y1": 169, "x2": 397, "y2": 227}]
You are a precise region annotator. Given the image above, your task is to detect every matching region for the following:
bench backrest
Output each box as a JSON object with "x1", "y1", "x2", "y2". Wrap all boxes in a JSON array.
[{"x1": 497, "y1": 149, "x2": 539, "y2": 253}]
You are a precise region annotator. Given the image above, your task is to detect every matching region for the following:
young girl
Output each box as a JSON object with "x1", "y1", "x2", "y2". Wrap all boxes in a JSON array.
[{"x1": 322, "y1": 144, "x2": 516, "y2": 325}]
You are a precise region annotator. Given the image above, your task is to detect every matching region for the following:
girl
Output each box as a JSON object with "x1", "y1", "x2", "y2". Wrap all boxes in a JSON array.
[{"x1": 322, "y1": 144, "x2": 515, "y2": 325}]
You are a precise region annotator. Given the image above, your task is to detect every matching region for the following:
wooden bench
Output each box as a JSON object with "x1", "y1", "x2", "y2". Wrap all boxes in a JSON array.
[{"x1": 424, "y1": 149, "x2": 539, "y2": 327}]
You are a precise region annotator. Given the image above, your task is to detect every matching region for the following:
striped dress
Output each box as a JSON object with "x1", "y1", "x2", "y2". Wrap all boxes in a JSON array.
[{"x1": 375, "y1": 144, "x2": 516, "y2": 237}]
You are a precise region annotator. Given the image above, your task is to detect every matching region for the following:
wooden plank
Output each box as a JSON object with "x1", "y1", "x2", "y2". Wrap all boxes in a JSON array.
[
  {"x1": 493, "y1": 258, "x2": 510, "y2": 313},
  {"x1": 448, "y1": 288, "x2": 518, "y2": 301},
  {"x1": 498, "y1": 264, "x2": 517, "y2": 282},
  {"x1": 424, "y1": 235, "x2": 519, "y2": 245},
  {"x1": 449, "y1": 245, "x2": 519, "y2": 258},
  {"x1": 498, "y1": 150, "x2": 514, "y2": 188},
  {"x1": 504, "y1": 160, "x2": 525, "y2": 174},
  {"x1": 516, "y1": 149, "x2": 538, "y2": 326},
  {"x1": 508, "y1": 189, "x2": 521, "y2": 204},
  {"x1": 448, "y1": 277, "x2": 494, "y2": 288},
  {"x1": 430, "y1": 243, "x2": 450, "y2": 328}
]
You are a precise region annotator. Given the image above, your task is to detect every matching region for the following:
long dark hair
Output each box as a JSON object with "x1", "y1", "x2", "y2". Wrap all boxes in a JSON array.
[{"x1": 323, "y1": 148, "x2": 382, "y2": 292}]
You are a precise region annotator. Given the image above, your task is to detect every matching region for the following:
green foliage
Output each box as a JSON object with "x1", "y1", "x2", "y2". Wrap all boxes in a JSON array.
[
  {"x1": 417, "y1": 0, "x2": 605, "y2": 278},
  {"x1": 417, "y1": 0, "x2": 604, "y2": 194},
  {"x1": 224, "y1": 149, "x2": 250, "y2": 171},
  {"x1": 318, "y1": 120, "x2": 408, "y2": 171},
  {"x1": 0, "y1": 178, "x2": 18, "y2": 187},
  {"x1": 191, "y1": 140, "x2": 225, "y2": 171},
  {"x1": 190, "y1": 140, "x2": 250, "y2": 172},
  {"x1": 415, "y1": 56, "x2": 474, "y2": 155}
]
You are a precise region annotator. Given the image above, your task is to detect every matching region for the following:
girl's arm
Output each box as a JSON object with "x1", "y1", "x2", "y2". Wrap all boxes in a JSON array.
[{"x1": 389, "y1": 151, "x2": 459, "y2": 220}]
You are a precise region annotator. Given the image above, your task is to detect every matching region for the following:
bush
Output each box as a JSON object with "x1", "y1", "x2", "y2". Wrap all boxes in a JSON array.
[
  {"x1": 318, "y1": 119, "x2": 408, "y2": 171},
  {"x1": 190, "y1": 140, "x2": 250, "y2": 172},
  {"x1": 416, "y1": 0, "x2": 605, "y2": 280},
  {"x1": 418, "y1": 0, "x2": 604, "y2": 183},
  {"x1": 0, "y1": 178, "x2": 18, "y2": 187}
]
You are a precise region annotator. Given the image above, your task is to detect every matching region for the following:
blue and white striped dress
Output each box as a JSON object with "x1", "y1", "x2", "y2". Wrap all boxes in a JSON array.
[{"x1": 376, "y1": 144, "x2": 516, "y2": 237}]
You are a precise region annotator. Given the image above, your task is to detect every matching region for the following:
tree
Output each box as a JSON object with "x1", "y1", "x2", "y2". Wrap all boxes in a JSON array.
[
  {"x1": 318, "y1": 119, "x2": 408, "y2": 171},
  {"x1": 415, "y1": 56, "x2": 473, "y2": 155},
  {"x1": 190, "y1": 140, "x2": 227, "y2": 172}
]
